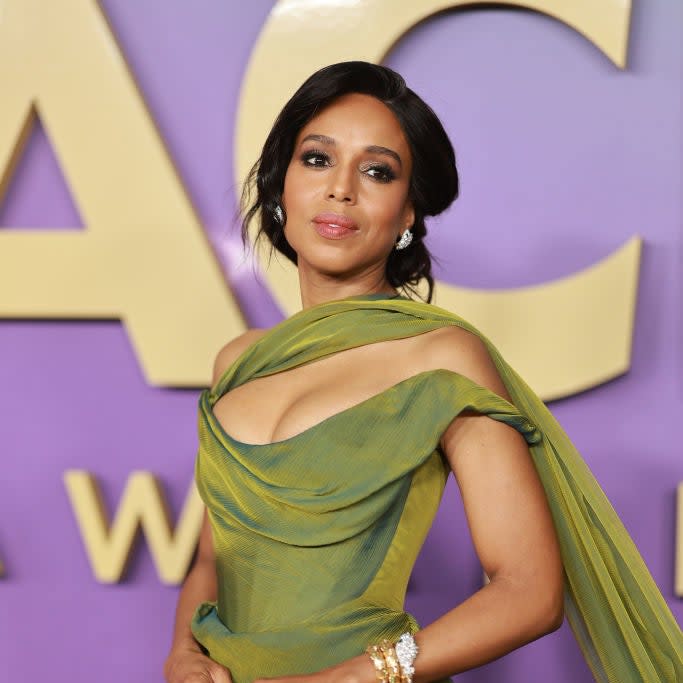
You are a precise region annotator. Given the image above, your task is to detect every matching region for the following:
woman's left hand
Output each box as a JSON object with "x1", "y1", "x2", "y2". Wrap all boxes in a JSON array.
[{"x1": 253, "y1": 653, "x2": 375, "y2": 683}]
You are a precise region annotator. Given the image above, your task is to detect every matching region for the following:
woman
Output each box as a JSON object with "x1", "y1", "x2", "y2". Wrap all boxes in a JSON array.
[{"x1": 164, "y1": 62, "x2": 682, "y2": 683}]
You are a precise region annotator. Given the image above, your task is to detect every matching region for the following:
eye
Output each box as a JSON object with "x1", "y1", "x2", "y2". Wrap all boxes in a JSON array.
[
  {"x1": 362, "y1": 163, "x2": 396, "y2": 184},
  {"x1": 300, "y1": 149, "x2": 330, "y2": 168}
]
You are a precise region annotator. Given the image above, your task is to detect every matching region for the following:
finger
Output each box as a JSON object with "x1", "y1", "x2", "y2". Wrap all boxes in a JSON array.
[
  {"x1": 209, "y1": 664, "x2": 233, "y2": 683},
  {"x1": 181, "y1": 674, "x2": 214, "y2": 683}
]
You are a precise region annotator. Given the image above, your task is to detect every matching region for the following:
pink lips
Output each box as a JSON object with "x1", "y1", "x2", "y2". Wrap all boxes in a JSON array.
[{"x1": 312, "y1": 213, "x2": 359, "y2": 240}]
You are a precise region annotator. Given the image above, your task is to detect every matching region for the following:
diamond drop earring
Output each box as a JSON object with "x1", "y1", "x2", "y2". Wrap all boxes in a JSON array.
[
  {"x1": 395, "y1": 229, "x2": 413, "y2": 250},
  {"x1": 273, "y1": 204, "x2": 284, "y2": 225}
]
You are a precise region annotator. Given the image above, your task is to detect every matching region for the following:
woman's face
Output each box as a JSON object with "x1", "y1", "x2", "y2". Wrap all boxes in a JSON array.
[{"x1": 281, "y1": 93, "x2": 414, "y2": 284}]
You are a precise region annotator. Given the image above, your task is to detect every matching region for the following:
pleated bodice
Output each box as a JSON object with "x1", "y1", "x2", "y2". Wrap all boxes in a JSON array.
[{"x1": 194, "y1": 366, "x2": 537, "y2": 682}]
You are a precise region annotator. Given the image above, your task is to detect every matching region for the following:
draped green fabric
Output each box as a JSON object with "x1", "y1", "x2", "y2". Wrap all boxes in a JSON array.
[{"x1": 192, "y1": 294, "x2": 682, "y2": 683}]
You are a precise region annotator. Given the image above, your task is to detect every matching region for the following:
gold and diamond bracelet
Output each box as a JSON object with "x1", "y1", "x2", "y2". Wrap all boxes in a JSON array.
[
  {"x1": 367, "y1": 633, "x2": 419, "y2": 683},
  {"x1": 366, "y1": 643, "x2": 389, "y2": 682}
]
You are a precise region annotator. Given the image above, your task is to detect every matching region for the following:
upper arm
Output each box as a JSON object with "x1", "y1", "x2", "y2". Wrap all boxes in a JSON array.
[
  {"x1": 211, "y1": 328, "x2": 268, "y2": 386},
  {"x1": 434, "y1": 330, "x2": 563, "y2": 611}
]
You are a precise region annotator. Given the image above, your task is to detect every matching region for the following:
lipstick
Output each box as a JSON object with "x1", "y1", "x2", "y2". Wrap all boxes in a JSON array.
[{"x1": 312, "y1": 213, "x2": 359, "y2": 240}]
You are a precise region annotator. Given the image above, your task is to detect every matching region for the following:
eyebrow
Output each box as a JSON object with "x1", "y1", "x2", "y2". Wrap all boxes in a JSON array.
[{"x1": 300, "y1": 134, "x2": 403, "y2": 169}]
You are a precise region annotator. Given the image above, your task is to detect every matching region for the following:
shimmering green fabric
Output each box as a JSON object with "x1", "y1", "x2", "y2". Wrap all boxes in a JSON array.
[{"x1": 192, "y1": 294, "x2": 682, "y2": 683}]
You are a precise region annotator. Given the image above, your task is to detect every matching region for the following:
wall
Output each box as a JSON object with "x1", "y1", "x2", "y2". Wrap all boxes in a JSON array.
[{"x1": 0, "y1": 1, "x2": 680, "y2": 682}]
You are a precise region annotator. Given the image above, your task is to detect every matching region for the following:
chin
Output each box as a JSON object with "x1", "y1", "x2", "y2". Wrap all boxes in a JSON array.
[{"x1": 295, "y1": 244, "x2": 364, "y2": 273}]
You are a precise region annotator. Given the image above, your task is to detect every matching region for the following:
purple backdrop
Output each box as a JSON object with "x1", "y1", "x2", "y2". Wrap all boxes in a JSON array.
[{"x1": 0, "y1": 2, "x2": 680, "y2": 682}]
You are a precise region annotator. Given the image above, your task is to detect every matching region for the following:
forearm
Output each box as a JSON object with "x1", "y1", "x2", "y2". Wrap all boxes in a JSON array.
[
  {"x1": 168, "y1": 557, "x2": 217, "y2": 655},
  {"x1": 164, "y1": 554, "x2": 233, "y2": 683},
  {"x1": 336, "y1": 577, "x2": 562, "y2": 683},
  {"x1": 408, "y1": 575, "x2": 563, "y2": 682}
]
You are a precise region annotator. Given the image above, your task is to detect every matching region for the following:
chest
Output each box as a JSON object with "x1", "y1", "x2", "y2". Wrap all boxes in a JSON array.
[{"x1": 212, "y1": 339, "x2": 423, "y2": 445}]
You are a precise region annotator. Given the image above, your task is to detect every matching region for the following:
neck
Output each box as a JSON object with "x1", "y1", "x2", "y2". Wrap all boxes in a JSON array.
[{"x1": 297, "y1": 268, "x2": 397, "y2": 310}]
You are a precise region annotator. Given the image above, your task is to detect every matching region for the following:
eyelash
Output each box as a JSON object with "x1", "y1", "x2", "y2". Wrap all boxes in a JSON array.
[{"x1": 299, "y1": 149, "x2": 396, "y2": 184}]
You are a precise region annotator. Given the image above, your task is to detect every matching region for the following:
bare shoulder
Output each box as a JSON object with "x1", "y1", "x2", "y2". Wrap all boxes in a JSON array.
[
  {"x1": 212, "y1": 329, "x2": 269, "y2": 385},
  {"x1": 419, "y1": 326, "x2": 511, "y2": 401}
]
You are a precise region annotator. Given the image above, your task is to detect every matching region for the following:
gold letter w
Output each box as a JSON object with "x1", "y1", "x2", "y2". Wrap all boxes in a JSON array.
[{"x1": 64, "y1": 471, "x2": 203, "y2": 584}]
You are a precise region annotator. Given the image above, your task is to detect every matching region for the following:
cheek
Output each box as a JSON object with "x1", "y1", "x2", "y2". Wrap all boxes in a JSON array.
[
  {"x1": 282, "y1": 165, "x2": 314, "y2": 214},
  {"x1": 365, "y1": 186, "x2": 411, "y2": 227}
]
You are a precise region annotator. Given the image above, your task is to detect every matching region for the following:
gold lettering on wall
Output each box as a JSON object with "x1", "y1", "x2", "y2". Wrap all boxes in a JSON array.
[
  {"x1": 236, "y1": 0, "x2": 637, "y2": 401},
  {"x1": 0, "y1": 0, "x2": 641, "y2": 397},
  {"x1": 64, "y1": 471, "x2": 203, "y2": 584},
  {"x1": 676, "y1": 483, "x2": 683, "y2": 598},
  {"x1": 0, "y1": 0, "x2": 245, "y2": 387}
]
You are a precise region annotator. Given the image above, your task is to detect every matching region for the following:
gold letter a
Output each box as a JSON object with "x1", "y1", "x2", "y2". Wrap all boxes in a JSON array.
[{"x1": 0, "y1": 0, "x2": 244, "y2": 387}]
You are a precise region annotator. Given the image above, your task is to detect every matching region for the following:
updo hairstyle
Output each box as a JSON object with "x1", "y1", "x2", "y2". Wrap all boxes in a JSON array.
[{"x1": 241, "y1": 60, "x2": 459, "y2": 302}]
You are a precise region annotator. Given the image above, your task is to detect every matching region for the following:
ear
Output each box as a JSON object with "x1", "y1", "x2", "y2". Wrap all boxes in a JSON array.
[{"x1": 403, "y1": 200, "x2": 415, "y2": 232}]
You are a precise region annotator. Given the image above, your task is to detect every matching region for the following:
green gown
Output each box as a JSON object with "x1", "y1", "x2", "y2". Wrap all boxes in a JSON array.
[{"x1": 192, "y1": 294, "x2": 682, "y2": 683}]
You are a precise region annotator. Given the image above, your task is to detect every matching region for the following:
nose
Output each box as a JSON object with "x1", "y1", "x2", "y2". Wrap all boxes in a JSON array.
[{"x1": 326, "y1": 164, "x2": 356, "y2": 204}]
